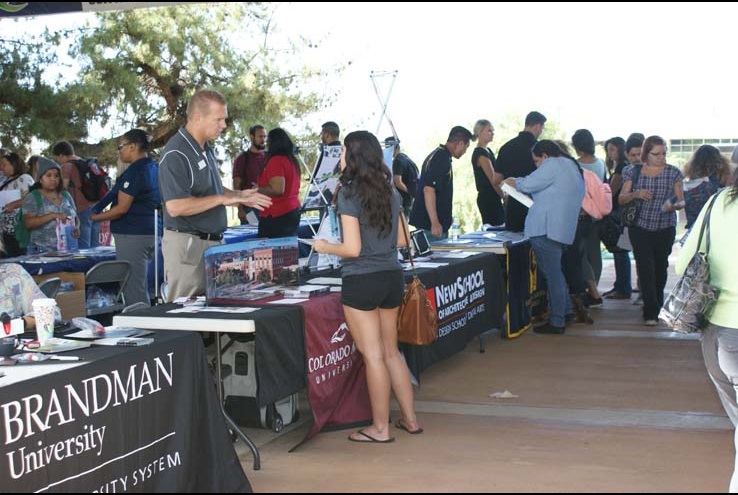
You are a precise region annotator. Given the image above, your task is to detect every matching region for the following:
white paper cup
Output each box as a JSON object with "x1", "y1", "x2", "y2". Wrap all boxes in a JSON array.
[{"x1": 32, "y1": 298, "x2": 57, "y2": 344}]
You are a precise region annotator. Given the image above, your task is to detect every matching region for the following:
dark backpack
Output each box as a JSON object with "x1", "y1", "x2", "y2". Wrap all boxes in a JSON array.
[{"x1": 72, "y1": 157, "x2": 111, "y2": 202}]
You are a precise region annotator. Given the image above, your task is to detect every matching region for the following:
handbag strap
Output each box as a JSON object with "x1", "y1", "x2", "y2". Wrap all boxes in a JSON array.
[
  {"x1": 0, "y1": 175, "x2": 20, "y2": 191},
  {"x1": 399, "y1": 213, "x2": 418, "y2": 277},
  {"x1": 696, "y1": 192, "x2": 720, "y2": 255}
]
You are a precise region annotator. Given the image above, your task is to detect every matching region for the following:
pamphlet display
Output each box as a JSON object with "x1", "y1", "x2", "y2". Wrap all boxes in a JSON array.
[
  {"x1": 204, "y1": 236, "x2": 300, "y2": 304},
  {"x1": 302, "y1": 145, "x2": 341, "y2": 209}
]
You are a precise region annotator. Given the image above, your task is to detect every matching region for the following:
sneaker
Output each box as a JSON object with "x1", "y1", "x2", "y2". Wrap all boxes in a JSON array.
[
  {"x1": 602, "y1": 288, "x2": 617, "y2": 297},
  {"x1": 644, "y1": 319, "x2": 658, "y2": 326},
  {"x1": 633, "y1": 295, "x2": 643, "y2": 306},
  {"x1": 588, "y1": 297, "x2": 604, "y2": 308},
  {"x1": 534, "y1": 323, "x2": 566, "y2": 334},
  {"x1": 605, "y1": 292, "x2": 631, "y2": 300}
]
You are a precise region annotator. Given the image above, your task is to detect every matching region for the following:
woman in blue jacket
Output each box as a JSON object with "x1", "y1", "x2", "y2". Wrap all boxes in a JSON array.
[
  {"x1": 503, "y1": 140, "x2": 585, "y2": 334},
  {"x1": 92, "y1": 129, "x2": 161, "y2": 306}
]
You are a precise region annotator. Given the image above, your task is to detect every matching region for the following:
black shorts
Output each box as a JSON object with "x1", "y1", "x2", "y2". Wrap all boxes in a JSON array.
[{"x1": 342, "y1": 270, "x2": 404, "y2": 310}]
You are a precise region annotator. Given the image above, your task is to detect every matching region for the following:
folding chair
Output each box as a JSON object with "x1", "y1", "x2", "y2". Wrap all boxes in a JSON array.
[
  {"x1": 121, "y1": 301, "x2": 149, "y2": 314},
  {"x1": 84, "y1": 260, "x2": 131, "y2": 317},
  {"x1": 37, "y1": 277, "x2": 62, "y2": 299}
]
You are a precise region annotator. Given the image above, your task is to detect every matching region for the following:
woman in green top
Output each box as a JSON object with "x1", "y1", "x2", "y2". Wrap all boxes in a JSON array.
[{"x1": 677, "y1": 175, "x2": 738, "y2": 492}]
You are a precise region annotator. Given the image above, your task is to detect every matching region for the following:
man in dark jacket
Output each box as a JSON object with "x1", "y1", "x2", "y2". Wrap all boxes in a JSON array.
[{"x1": 495, "y1": 111, "x2": 547, "y2": 232}]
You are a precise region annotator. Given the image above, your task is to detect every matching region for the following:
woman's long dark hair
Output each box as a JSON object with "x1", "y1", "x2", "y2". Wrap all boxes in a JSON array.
[
  {"x1": 683, "y1": 144, "x2": 730, "y2": 183},
  {"x1": 265, "y1": 127, "x2": 300, "y2": 173},
  {"x1": 604, "y1": 136, "x2": 627, "y2": 174},
  {"x1": 532, "y1": 140, "x2": 583, "y2": 176},
  {"x1": 340, "y1": 130, "x2": 394, "y2": 236}
]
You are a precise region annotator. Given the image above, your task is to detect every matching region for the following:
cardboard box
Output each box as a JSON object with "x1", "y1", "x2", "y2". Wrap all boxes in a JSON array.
[{"x1": 33, "y1": 271, "x2": 86, "y2": 319}]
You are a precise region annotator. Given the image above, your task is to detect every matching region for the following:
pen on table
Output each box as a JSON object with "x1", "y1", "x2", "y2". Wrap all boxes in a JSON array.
[{"x1": 50, "y1": 355, "x2": 81, "y2": 361}]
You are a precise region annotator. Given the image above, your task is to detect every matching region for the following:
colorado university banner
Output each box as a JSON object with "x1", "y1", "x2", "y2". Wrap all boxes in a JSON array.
[
  {"x1": 299, "y1": 292, "x2": 371, "y2": 444},
  {"x1": 0, "y1": 332, "x2": 250, "y2": 492}
]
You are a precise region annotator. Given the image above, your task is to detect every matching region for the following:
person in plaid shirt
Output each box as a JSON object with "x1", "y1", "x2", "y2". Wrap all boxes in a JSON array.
[{"x1": 619, "y1": 135, "x2": 684, "y2": 326}]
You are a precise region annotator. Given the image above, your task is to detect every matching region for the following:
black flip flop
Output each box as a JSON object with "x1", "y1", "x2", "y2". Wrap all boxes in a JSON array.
[
  {"x1": 348, "y1": 429, "x2": 395, "y2": 443},
  {"x1": 395, "y1": 419, "x2": 424, "y2": 435}
]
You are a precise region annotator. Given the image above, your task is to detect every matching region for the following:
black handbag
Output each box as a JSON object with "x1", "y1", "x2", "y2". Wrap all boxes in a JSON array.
[
  {"x1": 599, "y1": 213, "x2": 622, "y2": 249},
  {"x1": 659, "y1": 193, "x2": 721, "y2": 333},
  {"x1": 619, "y1": 164, "x2": 642, "y2": 227}
]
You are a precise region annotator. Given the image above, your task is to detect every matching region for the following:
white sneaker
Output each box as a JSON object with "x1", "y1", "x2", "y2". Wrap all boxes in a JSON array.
[
  {"x1": 633, "y1": 295, "x2": 643, "y2": 306},
  {"x1": 644, "y1": 319, "x2": 658, "y2": 326}
]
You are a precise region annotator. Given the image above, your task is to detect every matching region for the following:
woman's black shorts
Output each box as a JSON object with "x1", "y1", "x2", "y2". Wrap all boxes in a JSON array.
[{"x1": 342, "y1": 269, "x2": 404, "y2": 310}]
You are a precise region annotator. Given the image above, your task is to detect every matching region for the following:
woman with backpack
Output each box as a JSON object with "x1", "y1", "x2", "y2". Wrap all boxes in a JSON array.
[
  {"x1": 21, "y1": 157, "x2": 79, "y2": 252},
  {"x1": 0, "y1": 151, "x2": 34, "y2": 257}
]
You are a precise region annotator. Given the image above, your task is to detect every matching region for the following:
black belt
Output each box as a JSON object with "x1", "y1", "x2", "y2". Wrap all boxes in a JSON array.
[{"x1": 166, "y1": 228, "x2": 223, "y2": 241}]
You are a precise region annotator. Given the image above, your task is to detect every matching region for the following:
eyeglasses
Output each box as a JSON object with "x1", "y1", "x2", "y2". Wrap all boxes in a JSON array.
[
  {"x1": 649, "y1": 151, "x2": 667, "y2": 157},
  {"x1": 117, "y1": 142, "x2": 132, "y2": 151}
]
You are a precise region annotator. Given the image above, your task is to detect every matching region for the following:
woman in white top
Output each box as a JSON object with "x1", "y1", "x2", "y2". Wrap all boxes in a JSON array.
[
  {"x1": 0, "y1": 151, "x2": 35, "y2": 257},
  {"x1": 676, "y1": 176, "x2": 738, "y2": 492}
]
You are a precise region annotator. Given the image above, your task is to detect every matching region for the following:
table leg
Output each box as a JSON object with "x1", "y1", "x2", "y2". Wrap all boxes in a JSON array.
[{"x1": 216, "y1": 332, "x2": 261, "y2": 471}]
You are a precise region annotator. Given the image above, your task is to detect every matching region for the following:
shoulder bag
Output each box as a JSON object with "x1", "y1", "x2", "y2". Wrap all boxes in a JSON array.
[
  {"x1": 659, "y1": 193, "x2": 721, "y2": 333},
  {"x1": 619, "y1": 164, "x2": 642, "y2": 227},
  {"x1": 397, "y1": 215, "x2": 438, "y2": 346}
]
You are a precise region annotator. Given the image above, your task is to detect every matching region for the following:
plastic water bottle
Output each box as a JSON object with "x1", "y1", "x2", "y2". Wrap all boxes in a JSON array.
[{"x1": 450, "y1": 218, "x2": 461, "y2": 241}]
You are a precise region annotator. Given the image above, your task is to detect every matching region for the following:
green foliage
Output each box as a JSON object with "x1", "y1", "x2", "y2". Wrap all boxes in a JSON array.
[
  {"x1": 0, "y1": 33, "x2": 90, "y2": 150},
  {"x1": 1, "y1": 4, "x2": 336, "y2": 165}
]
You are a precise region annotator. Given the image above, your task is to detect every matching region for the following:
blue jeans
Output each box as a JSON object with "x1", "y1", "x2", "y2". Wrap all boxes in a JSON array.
[
  {"x1": 530, "y1": 235, "x2": 567, "y2": 327},
  {"x1": 77, "y1": 207, "x2": 100, "y2": 249},
  {"x1": 613, "y1": 250, "x2": 632, "y2": 296}
]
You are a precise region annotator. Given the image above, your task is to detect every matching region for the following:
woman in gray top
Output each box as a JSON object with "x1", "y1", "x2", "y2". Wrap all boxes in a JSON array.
[{"x1": 315, "y1": 130, "x2": 422, "y2": 443}]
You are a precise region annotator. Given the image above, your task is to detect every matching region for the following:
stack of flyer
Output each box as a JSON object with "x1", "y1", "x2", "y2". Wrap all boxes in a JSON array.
[{"x1": 282, "y1": 285, "x2": 330, "y2": 299}]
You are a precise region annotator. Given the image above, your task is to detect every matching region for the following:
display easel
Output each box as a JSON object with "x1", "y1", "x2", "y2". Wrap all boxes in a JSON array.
[
  {"x1": 370, "y1": 69, "x2": 399, "y2": 141},
  {"x1": 300, "y1": 144, "x2": 341, "y2": 213},
  {"x1": 371, "y1": 70, "x2": 403, "y2": 172},
  {"x1": 298, "y1": 144, "x2": 342, "y2": 271}
]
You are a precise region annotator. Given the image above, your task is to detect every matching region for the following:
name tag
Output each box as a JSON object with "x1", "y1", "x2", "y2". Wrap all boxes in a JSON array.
[{"x1": 197, "y1": 159, "x2": 207, "y2": 170}]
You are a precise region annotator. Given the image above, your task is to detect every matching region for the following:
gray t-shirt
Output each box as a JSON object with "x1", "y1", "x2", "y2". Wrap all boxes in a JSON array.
[
  {"x1": 22, "y1": 190, "x2": 77, "y2": 250},
  {"x1": 158, "y1": 127, "x2": 227, "y2": 234},
  {"x1": 337, "y1": 184, "x2": 402, "y2": 277}
]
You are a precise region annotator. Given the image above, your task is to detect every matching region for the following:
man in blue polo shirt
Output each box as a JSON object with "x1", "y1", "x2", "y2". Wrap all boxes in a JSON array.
[
  {"x1": 409, "y1": 126, "x2": 472, "y2": 240},
  {"x1": 158, "y1": 89, "x2": 271, "y2": 302}
]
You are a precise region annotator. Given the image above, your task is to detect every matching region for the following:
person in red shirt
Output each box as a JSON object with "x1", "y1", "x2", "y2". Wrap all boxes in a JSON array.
[{"x1": 257, "y1": 128, "x2": 301, "y2": 238}]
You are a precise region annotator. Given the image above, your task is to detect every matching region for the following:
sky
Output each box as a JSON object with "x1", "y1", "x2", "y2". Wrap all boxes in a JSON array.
[
  {"x1": 4, "y1": 2, "x2": 738, "y2": 160},
  {"x1": 272, "y1": 2, "x2": 738, "y2": 158}
]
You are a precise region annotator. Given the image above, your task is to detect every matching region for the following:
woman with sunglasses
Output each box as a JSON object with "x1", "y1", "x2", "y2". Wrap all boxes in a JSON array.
[{"x1": 92, "y1": 129, "x2": 161, "y2": 306}]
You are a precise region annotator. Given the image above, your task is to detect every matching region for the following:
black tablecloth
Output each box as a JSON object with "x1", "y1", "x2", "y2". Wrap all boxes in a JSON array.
[
  {"x1": 0, "y1": 331, "x2": 251, "y2": 492},
  {"x1": 121, "y1": 303, "x2": 306, "y2": 407},
  {"x1": 399, "y1": 252, "x2": 506, "y2": 378}
]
